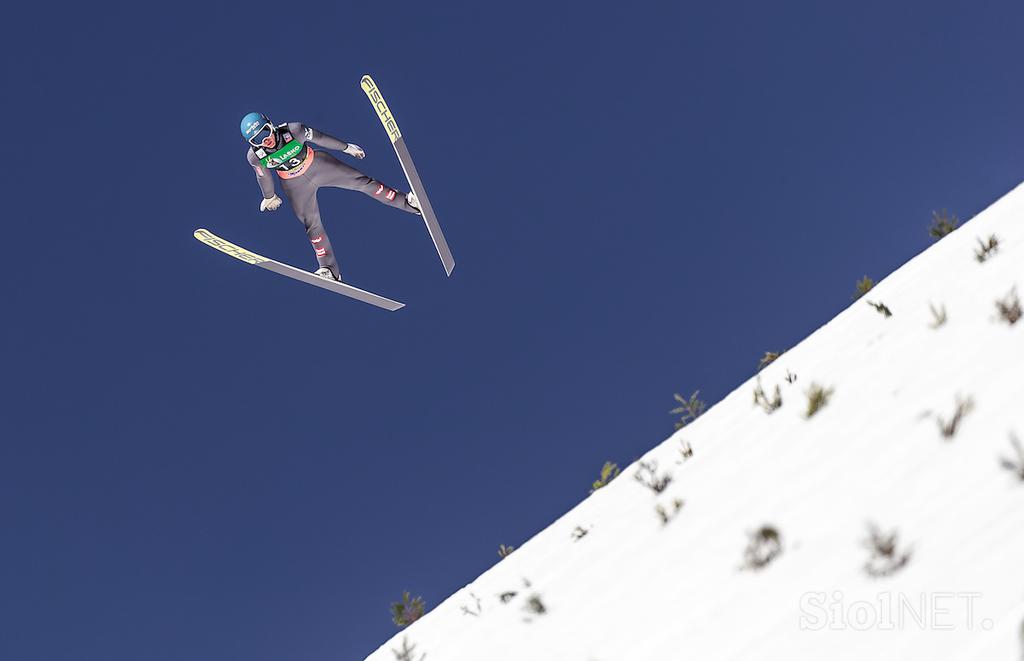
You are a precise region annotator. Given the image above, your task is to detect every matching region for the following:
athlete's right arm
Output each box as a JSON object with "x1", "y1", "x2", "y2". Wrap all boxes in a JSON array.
[{"x1": 247, "y1": 149, "x2": 282, "y2": 211}]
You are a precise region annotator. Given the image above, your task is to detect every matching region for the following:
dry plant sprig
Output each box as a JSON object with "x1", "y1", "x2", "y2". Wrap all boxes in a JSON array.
[
  {"x1": 937, "y1": 395, "x2": 974, "y2": 439},
  {"x1": 929, "y1": 209, "x2": 960, "y2": 240},
  {"x1": 806, "y1": 383, "x2": 834, "y2": 418},
  {"x1": 460, "y1": 592, "x2": 482, "y2": 617},
  {"x1": 524, "y1": 594, "x2": 547, "y2": 616},
  {"x1": 853, "y1": 276, "x2": 874, "y2": 300},
  {"x1": 741, "y1": 525, "x2": 783, "y2": 570},
  {"x1": 634, "y1": 460, "x2": 672, "y2": 494},
  {"x1": 863, "y1": 523, "x2": 912, "y2": 578},
  {"x1": 671, "y1": 390, "x2": 706, "y2": 430},
  {"x1": 975, "y1": 235, "x2": 1000, "y2": 262},
  {"x1": 590, "y1": 461, "x2": 620, "y2": 493},
  {"x1": 758, "y1": 351, "x2": 781, "y2": 370},
  {"x1": 678, "y1": 440, "x2": 694, "y2": 462},
  {"x1": 867, "y1": 300, "x2": 892, "y2": 317},
  {"x1": 656, "y1": 499, "x2": 685, "y2": 526},
  {"x1": 999, "y1": 433, "x2": 1024, "y2": 482},
  {"x1": 753, "y1": 378, "x2": 782, "y2": 414},
  {"x1": 392, "y1": 637, "x2": 426, "y2": 661},
  {"x1": 390, "y1": 592, "x2": 427, "y2": 628},
  {"x1": 996, "y1": 287, "x2": 1022, "y2": 325}
]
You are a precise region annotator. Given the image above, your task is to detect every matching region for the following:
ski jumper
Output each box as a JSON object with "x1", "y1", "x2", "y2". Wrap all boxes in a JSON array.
[{"x1": 247, "y1": 122, "x2": 419, "y2": 280}]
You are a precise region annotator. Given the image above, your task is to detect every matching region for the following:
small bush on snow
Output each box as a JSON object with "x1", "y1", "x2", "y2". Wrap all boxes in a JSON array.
[
  {"x1": 391, "y1": 637, "x2": 425, "y2": 661},
  {"x1": 805, "y1": 383, "x2": 834, "y2": 418},
  {"x1": 863, "y1": 523, "x2": 912, "y2": 578},
  {"x1": 929, "y1": 209, "x2": 960, "y2": 240},
  {"x1": 590, "y1": 461, "x2": 620, "y2": 493},
  {"x1": 741, "y1": 525, "x2": 783, "y2": 570},
  {"x1": 390, "y1": 591, "x2": 426, "y2": 628},
  {"x1": 634, "y1": 459, "x2": 672, "y2": 494},
  {"x1": 974, "y1": 235, "x2": 1000, "y2": 262},
  {"x1": 753, "y1": 377, "x2": 782, "y2": 414},
  {"x1": 677, "y1": 439, "x2": 694, "y2": 462},
  {"x1": 853, "y1": 276, "x2": 875, "y2": 300},
  {"x1": 656, "y1": 498, "x2": 685, "y2": 526},
  {"x1": 867, "y1": 300, "x2": 892, "y2": 317},
  {"x1": 929, "y1": 302, "x2": 948, "y2": 329},
  {"x1": 671, "y1": 390, "x2": 706, "y2": 430},
  {"x1": 937, "y1": 395, "x2": 974, "y2": 440},
  {"x1": 999, "y1": 433, "x2": 1024, "y2": 482},
  {"x1": 758, "y1": 351, "x2": 781, "y2": 370},
  {"x1": 996, "y1": 287, "x2": 1022, "y2": 325},
  {"x1": 524, "y1": 594, "x2": 547, "y2": 616}
]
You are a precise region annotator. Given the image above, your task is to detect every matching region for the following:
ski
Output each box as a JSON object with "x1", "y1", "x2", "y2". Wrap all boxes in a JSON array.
[
  {"x1": 193, "y1": 228, "x2": 405, "y2": 311},
  {"x1": 360, "y1": 74, "x2": 455, "y2": 276}
]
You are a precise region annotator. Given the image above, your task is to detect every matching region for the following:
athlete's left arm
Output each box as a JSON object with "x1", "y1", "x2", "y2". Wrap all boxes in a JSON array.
[{"x1": 290, "y1": 122, "x2": 364, "y2": 156}]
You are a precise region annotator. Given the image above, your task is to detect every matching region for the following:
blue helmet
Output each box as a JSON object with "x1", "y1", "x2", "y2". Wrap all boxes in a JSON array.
[{"x1": 240, "y1": 112, "x2": 274, "y2": 144}]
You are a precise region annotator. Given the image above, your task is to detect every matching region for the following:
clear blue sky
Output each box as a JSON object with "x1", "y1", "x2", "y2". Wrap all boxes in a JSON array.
[{"x1": 4, "y1": 1, "x2": 1023, "y2": 659}]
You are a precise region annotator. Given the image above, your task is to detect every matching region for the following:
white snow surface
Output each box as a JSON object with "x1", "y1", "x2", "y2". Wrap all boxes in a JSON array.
[{"x1": 367, "y1": 184, "x2": 1024, "y2": 661}]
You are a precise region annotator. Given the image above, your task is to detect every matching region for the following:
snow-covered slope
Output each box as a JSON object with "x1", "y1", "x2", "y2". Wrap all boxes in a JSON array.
[{"x1": 367, "y1": 184, "x2": 1024, "y2": 661}]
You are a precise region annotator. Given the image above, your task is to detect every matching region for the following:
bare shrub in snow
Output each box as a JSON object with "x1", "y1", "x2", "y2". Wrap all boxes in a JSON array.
[
  {"x1": 571, "y1": 525, "x2": 589, "y2": 541},
  {"x1": 937, "y1": 395, "x2": 974, "y2": 439},
  {"x1": 752, "y1": 378, "x2": 782, "y2": 414},
  {"x1": 392, "y1": 637, "x2": 426, "y2": 661},
  {"x1": 867, "y1": 300, "x2": 892, "y2": 317},
  {"x1": 974, "y1": 235, "x2": 1000, "y2": 262},
  {"x1": 805, "y1": 383, "x2": 834, "y2": 418},
  {"x1": 634, "y1": 459, "x2": 672, "y2": 494},
  {"x1": 741, "y1": 525, "x2": 783, "y2": 570},
  {"x1": 853, "y1": 276, "x2": 874, "y2": 300},
  {"x1": 497, "y1": 580, "x2": 547, "y2": 622},
  {"x1": 671, "y1": 390, "x2": 706, "y2": 430},
  {"x1": 863, "y1": 523, "x2": 912, "y2": 578},
  {"x1": 656, "y1": 498, "x2": 684, "y2": 526},
  {"x1": 999, "y1": 433, "x2": 1024, "y2": 482},
  {"x1": 460, "y1": 592, "x2": 482, "y2": 617},
  {"x1": 391, "y1": 591, "x2": 426, "y2": 628},
  {"x1": 929, "y1": 209, "x2": 960, "y2": 240},
  {"x1": 785, "y1": 370, "x2": 798, "y2": 384},
  {"x1": 590, "y1": 461, "x2": 620, "y2": 493},
  {"x1": 929, "y1": 302, "x2": 948, "y2": 329},
  {"x1": 678, "y1": 440, "x2": 694, "y2": 462},
  {"x1": 758, "y1": 351, "x2": 781, "y2": 370},
  {"x1": 524, "y1": 594, "x2": 547, "y2": 616},
  {"x1": 996, "y1": 287, "x2": 1022, "y2": 325},
  {"x1": 498, "y1": 544, "x2": 515, "y2": 558}
]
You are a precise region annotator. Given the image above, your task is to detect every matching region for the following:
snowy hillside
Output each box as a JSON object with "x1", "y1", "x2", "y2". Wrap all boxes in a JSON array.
[{"x1": 366, "y1": 184, "x2": 1024, "y2": 661}]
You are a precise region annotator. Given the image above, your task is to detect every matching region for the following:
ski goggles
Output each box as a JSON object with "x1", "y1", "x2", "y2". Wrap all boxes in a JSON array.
[{"x1": 247, "y1": 122, "x2": 277, "y2": 148}]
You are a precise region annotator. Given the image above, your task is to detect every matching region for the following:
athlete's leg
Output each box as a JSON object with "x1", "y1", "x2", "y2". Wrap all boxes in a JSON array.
[
  {"x1": 281, "y1": 178, "x2": 342, "y2": 279},
  {"x1": 310, "y1": 151, "x2": 419, "y2": 214}
]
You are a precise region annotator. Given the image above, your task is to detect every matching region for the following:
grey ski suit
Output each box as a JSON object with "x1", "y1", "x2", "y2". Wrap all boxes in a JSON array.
[{"x1": 247, "y1": 122, "x2": 419, "y2": 280}]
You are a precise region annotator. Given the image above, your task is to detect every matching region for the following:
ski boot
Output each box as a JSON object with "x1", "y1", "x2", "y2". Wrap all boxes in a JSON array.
[
  {"x1": 405, "y1": 191, "x2": 422, "y2": 215},
  {"x1": 314, "y1": 267, "x2": 340, "y2": 282}
]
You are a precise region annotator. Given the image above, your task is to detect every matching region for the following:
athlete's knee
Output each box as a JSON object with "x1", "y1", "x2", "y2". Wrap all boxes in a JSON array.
[{"x1": 296, "y1": 213, "x2": 323, "y2": 231}]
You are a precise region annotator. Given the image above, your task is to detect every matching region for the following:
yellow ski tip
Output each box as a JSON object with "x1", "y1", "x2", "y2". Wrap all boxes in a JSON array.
[
  {"x1": 360, "y1": 74, "x2": 402, "y2": 144},
  {"x1": 193, "y1": 228, "x2": 268, "y2": 265}
]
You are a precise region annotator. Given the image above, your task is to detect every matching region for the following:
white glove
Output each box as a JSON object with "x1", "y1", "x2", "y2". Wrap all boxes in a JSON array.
[
  {"x1": 260, "y1": 195, "x2": 283, "y2": 212},
  {"x1": 343, "y1": 143, "x2": 365, "y2": 159}
]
